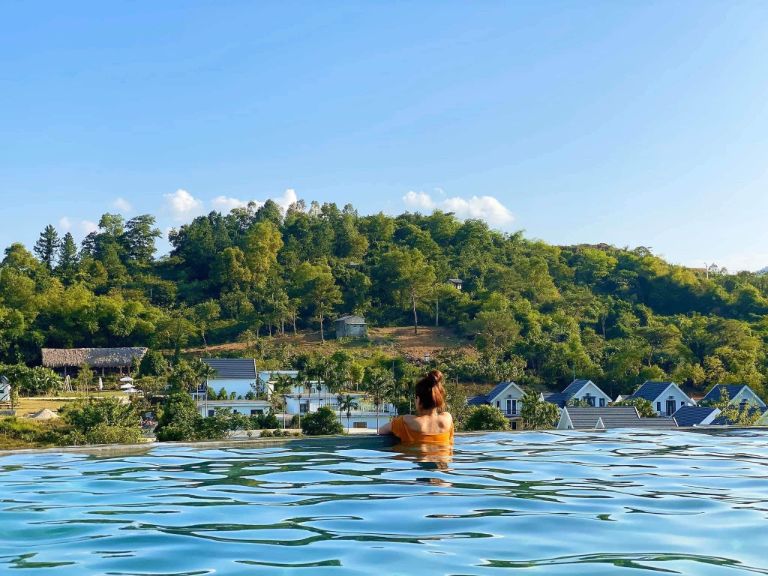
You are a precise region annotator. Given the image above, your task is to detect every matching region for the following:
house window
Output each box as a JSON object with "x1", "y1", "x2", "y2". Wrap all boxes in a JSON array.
[
  {"x1": 680, "y1": 401, "x2": 685, "y2": 408},
  {"x1": 208, "y1": 409, "x2": 215, "y2": 417},
  {"x1": 250, "y1": 409, "x2": 263, "y2": 416},
  {"x1": 300, "y1": 402, "x2": 309, "y2": 414},
  {"x1": 496, "y1": 400, "x2": 500, "y2": 408},
  {"x1": 656, "y1": 402, "x2": 661, "y2": 413},
  {"x1": 599, "y1": 398, "x2": 605, "y2": 407},
  {"x1": 511, "y1": 400, "x2": 518, "y2": 415},
  {"x1": 585, "y1": 395, "x2": 595, "y2": 407},
  {"x1": 665, "y1": 398, "x2": 676, "y2": 416},
  {"x1": 511, "y1": 421, "x2": 518, "y2": 430},
  {"x1": 506, "y1": 399, "x2": 512, "y2": 414},
  {"x1": 353, "y1": 422, "x2": 367, "y2": 429}
]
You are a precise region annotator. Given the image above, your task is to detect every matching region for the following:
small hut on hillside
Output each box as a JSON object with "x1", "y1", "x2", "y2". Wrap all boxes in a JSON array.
[
  {"x1": 334, "y1": 315, "x2": 367, "y2": 339},
  {"x1": 42, "y1": 347, "x2": 148, "y2": 376}
]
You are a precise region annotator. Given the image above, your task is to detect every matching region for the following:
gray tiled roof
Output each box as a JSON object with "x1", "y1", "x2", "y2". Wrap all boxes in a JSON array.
[
  {"x1": 467, "y1": 381, "x2": 518, "y2": 406},
  {"x1": 564, "y1": 407, "x2": 677, "y2": 430},
  {"x1": 486, "y1": 381, "x2": 516, "y2": 401},
  {"x1": 627, "y1": 381, "x2": 675, "y2": 402},
  {"x1": 702, "y1": 384, "x2": 749, "y2": 404},
  {"x1": 561, "y1": 379, "x2": 591, "y2": 400},
  {"x1": 542, "y1": 392, "x2": 567, "y2": 407},
  {"x1": 673, "y1": 406, "x2": 717, "y2": 427},
  {"x1": 335, "y1": 315, "x2": 366, "y2": 324},
  {"x1": 467, "y1": 395, "x2": 488, "y2": 406},
  {"x1": 202, "y1": 358, "x2": 257, "y2": 379}
]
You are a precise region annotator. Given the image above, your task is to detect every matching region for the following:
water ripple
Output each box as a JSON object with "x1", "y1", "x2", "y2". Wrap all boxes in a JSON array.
[{"x1": 1, "y1": 429, "x2": 767, "y2": 575}]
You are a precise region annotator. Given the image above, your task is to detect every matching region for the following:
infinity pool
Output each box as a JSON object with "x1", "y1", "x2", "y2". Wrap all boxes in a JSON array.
[{"x1": 1, "y1": 430, "x2": 767, "y2": 575}]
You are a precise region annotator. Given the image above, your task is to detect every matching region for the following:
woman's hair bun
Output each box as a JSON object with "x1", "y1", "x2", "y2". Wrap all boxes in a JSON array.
[{"x1": 427, "y1": 369, "x2": 443, "y2": 386}]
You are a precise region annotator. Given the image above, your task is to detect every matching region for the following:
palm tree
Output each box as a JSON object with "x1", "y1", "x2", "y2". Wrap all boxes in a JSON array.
[
  {"x1": 314, "y1": 381, "x2": 323, "y2": 408},
  {"x1": 272, "y1": 374, "x2": 294, "y2": 429},
  {"x1": 192, "y1": 360, "x2": 217, "y2": 393},
  {"x1": 364, "y1": 367, "x2": 393, "y2": 429},
  {"x1": 338, "y1": 394, "x2": 359, "y2": 432}
]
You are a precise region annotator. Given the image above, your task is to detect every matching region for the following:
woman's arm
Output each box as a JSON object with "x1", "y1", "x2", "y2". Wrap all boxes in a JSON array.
[{"x1": 377, "y1": 419, "x2": 393, "y2": 435}]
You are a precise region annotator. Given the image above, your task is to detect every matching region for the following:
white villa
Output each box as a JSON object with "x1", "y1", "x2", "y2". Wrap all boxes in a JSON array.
[
  {"x1": 196, "y1": 359, "x2": 396, "y2": 430},
  {"x1": 468, "y1": 381, "x2": 524, "y2": 429},
  {"x1": 626, "y1": 381, "x2": 695, "y2": 416},
  {"x1": 201, "y1": 358, "x2": 260, "y2": 397},
  {"x1": 701, "y1": 384, "x2": 767, "y2": 410},
  {"x1": 542, "y1": 379, "x2": 613, "y2": 408}
]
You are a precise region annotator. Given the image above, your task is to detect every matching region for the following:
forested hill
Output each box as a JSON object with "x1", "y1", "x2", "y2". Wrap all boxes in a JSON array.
[{"x1": 2, "y1": 199, "x2": 768, "y2": 398}]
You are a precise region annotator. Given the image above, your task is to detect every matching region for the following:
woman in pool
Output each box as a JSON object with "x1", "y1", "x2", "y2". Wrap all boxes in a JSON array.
[{"x1": 378, "y1": 369, "x2": 454, "y2": 445}]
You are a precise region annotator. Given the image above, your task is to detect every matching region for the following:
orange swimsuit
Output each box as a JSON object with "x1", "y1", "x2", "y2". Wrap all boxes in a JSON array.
[{"x1": 390, "y1": 415, "x2": 454, "y2": 445}]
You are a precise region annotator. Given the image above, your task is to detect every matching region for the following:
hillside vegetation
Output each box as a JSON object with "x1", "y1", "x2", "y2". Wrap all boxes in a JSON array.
[{"x1": 2, "y1": 199, "x2": 768, "y2": 399}]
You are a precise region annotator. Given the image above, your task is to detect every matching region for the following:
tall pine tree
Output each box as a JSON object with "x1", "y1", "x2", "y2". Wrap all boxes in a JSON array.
[
  {"x1": 57, "y1": 232, "x2": 79, "y2": 283},
  {"x1": 33, "y1": 224, "x2": 60, "y2": 270}
]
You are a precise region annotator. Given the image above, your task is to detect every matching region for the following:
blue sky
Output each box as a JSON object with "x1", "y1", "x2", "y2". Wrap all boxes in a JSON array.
[{"x1": 1, "y1": 1, "x2": 768, "y2": 270}]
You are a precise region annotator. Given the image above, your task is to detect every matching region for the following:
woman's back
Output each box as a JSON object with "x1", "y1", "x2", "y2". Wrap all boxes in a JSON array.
[
  {"x1": 402, "y1": 412, "x2": 453, "y2": 434},
  {"x1": 390, "y1": 412, "x2": 454, "y2": 445},
  {"x1": 379, "y1": 369, "x2": 454, "y2": 446}
]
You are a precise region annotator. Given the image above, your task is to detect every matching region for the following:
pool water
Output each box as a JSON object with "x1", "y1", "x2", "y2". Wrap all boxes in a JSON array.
[{"x1": 1, "y1": 430, "x2": 767, "y2": 575}]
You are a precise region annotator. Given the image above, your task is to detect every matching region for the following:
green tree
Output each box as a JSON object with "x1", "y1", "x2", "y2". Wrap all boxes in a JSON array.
[
  {"x1": 34, "y1": 224, "x2": 60, "y2": 270},
  {"x1": 301, "y1": 405, "x2": 343, "y2": 435},
  {"x1": 377, "y1": 248, "x2": 436, "y2": 334},
  {"x1": 364, "y1": 366, "x2": 393, "y2": 429},
  {"x1": 293, "y1": 262, "x2": 342, "y2": 342},
  {"x1": 56, "y1": 232, "x2": 79, "y2": 283},
  {"x1": 124, "y1": 214, "x2": 162, "y2": 267},
  {"x1": 520, "y1": 391, "x2": 560, "y2": 430},
  {"x1": 155, "y1": 391, "x2": 202, "y2": 441},
  {"x1": 613, "y1": 397, "x2": 657, "y2": 418},
  {"x1": 338, "y1": 394, "x2": 359, "y2": 430},
  {"x1": 463, "y1": 405, "x2": 509, "y2": 431}
]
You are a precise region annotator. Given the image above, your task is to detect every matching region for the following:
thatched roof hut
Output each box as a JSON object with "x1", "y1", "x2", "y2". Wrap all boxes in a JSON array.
[{"x1": 42, "y1": 347, "x2": 148, "y2": 370}]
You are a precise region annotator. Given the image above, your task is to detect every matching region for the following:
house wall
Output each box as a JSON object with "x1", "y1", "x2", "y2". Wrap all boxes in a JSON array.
[
  {"x1": 651, "y1": 386, "x2": 693, "y2": 416},
  {"x1": 489, "y1": 385, "x2": 524, "y2": 418},
  {"x1": 572, "y1": 382, "x2": 612, "y2": 407},
  {"x1": 0, "y1": 385, "x2": 9, "y2": 403},
  {"x1": 337, "y1": 323, "x2": 367, "y2": 338},
  {"x1": 731, "y1": 388, "x2": 767, "y2": 408},
  {"x1": 207, "y1": 378, "x2": 257, "y2": 398},
  {"x1": 197, "y1": 400, "x2": 271, "y2": 417}
]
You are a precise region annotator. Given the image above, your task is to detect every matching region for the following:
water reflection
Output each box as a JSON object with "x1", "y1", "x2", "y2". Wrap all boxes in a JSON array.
[{"x1": 0, "y1": 430, "x2": 767, "y2": 575}]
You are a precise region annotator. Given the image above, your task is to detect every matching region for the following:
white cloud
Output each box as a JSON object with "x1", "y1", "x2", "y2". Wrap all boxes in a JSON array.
[
  {"x1": 275, "y1": 188, "x2": 298, "y2": 212},
  {"x1": 403, "y1": 191, "x2": 435, "y2": 211},
  {"x1": 113, "y1": 197, "x2": 132, "y2": 213},
  {"x1": 211, "y1": 195, "x2": 253, "y2": 212},
  {"x1": 164, "y1": 189, "x2": 204, "y2": 221},
  {"x1": 209, "y1": 188, "x2": 299, "y2": 215},
  {"x1": 59, "y1": 217, "x2": 72, "y2": 231},
  {"x1": 80, "y1": 220, "x2": 99, "y2": 235},
  {"x1": 403, "y1": 190, "x2": 515, "y2": 228}
]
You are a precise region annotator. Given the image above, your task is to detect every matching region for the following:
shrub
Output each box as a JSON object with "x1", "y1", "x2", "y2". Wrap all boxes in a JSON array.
[
  {"x1": 613, "y1": 397, "x2": 657, "y2": 418},
  {"x1": 521, "y1": 390, "x2": 560, "y2": 430},
  {"x1": 84, "y1": 423, "x2": 145, "y2": 445},
  {"x1": 301, "y1": 406, "x2": 343, "y2": 436},
  {"x1": 463, "y1": 405, "x2": 510, "y2": 431},
  {"x1": 155, "y1": 391, "x2": 201, "y2": 441},
  {"x1": 61, "y1": 397, "x2": 141, "y2": 431},
  {"x1": 260, "y1": 429, "x2": 274, "y2": 438}
]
